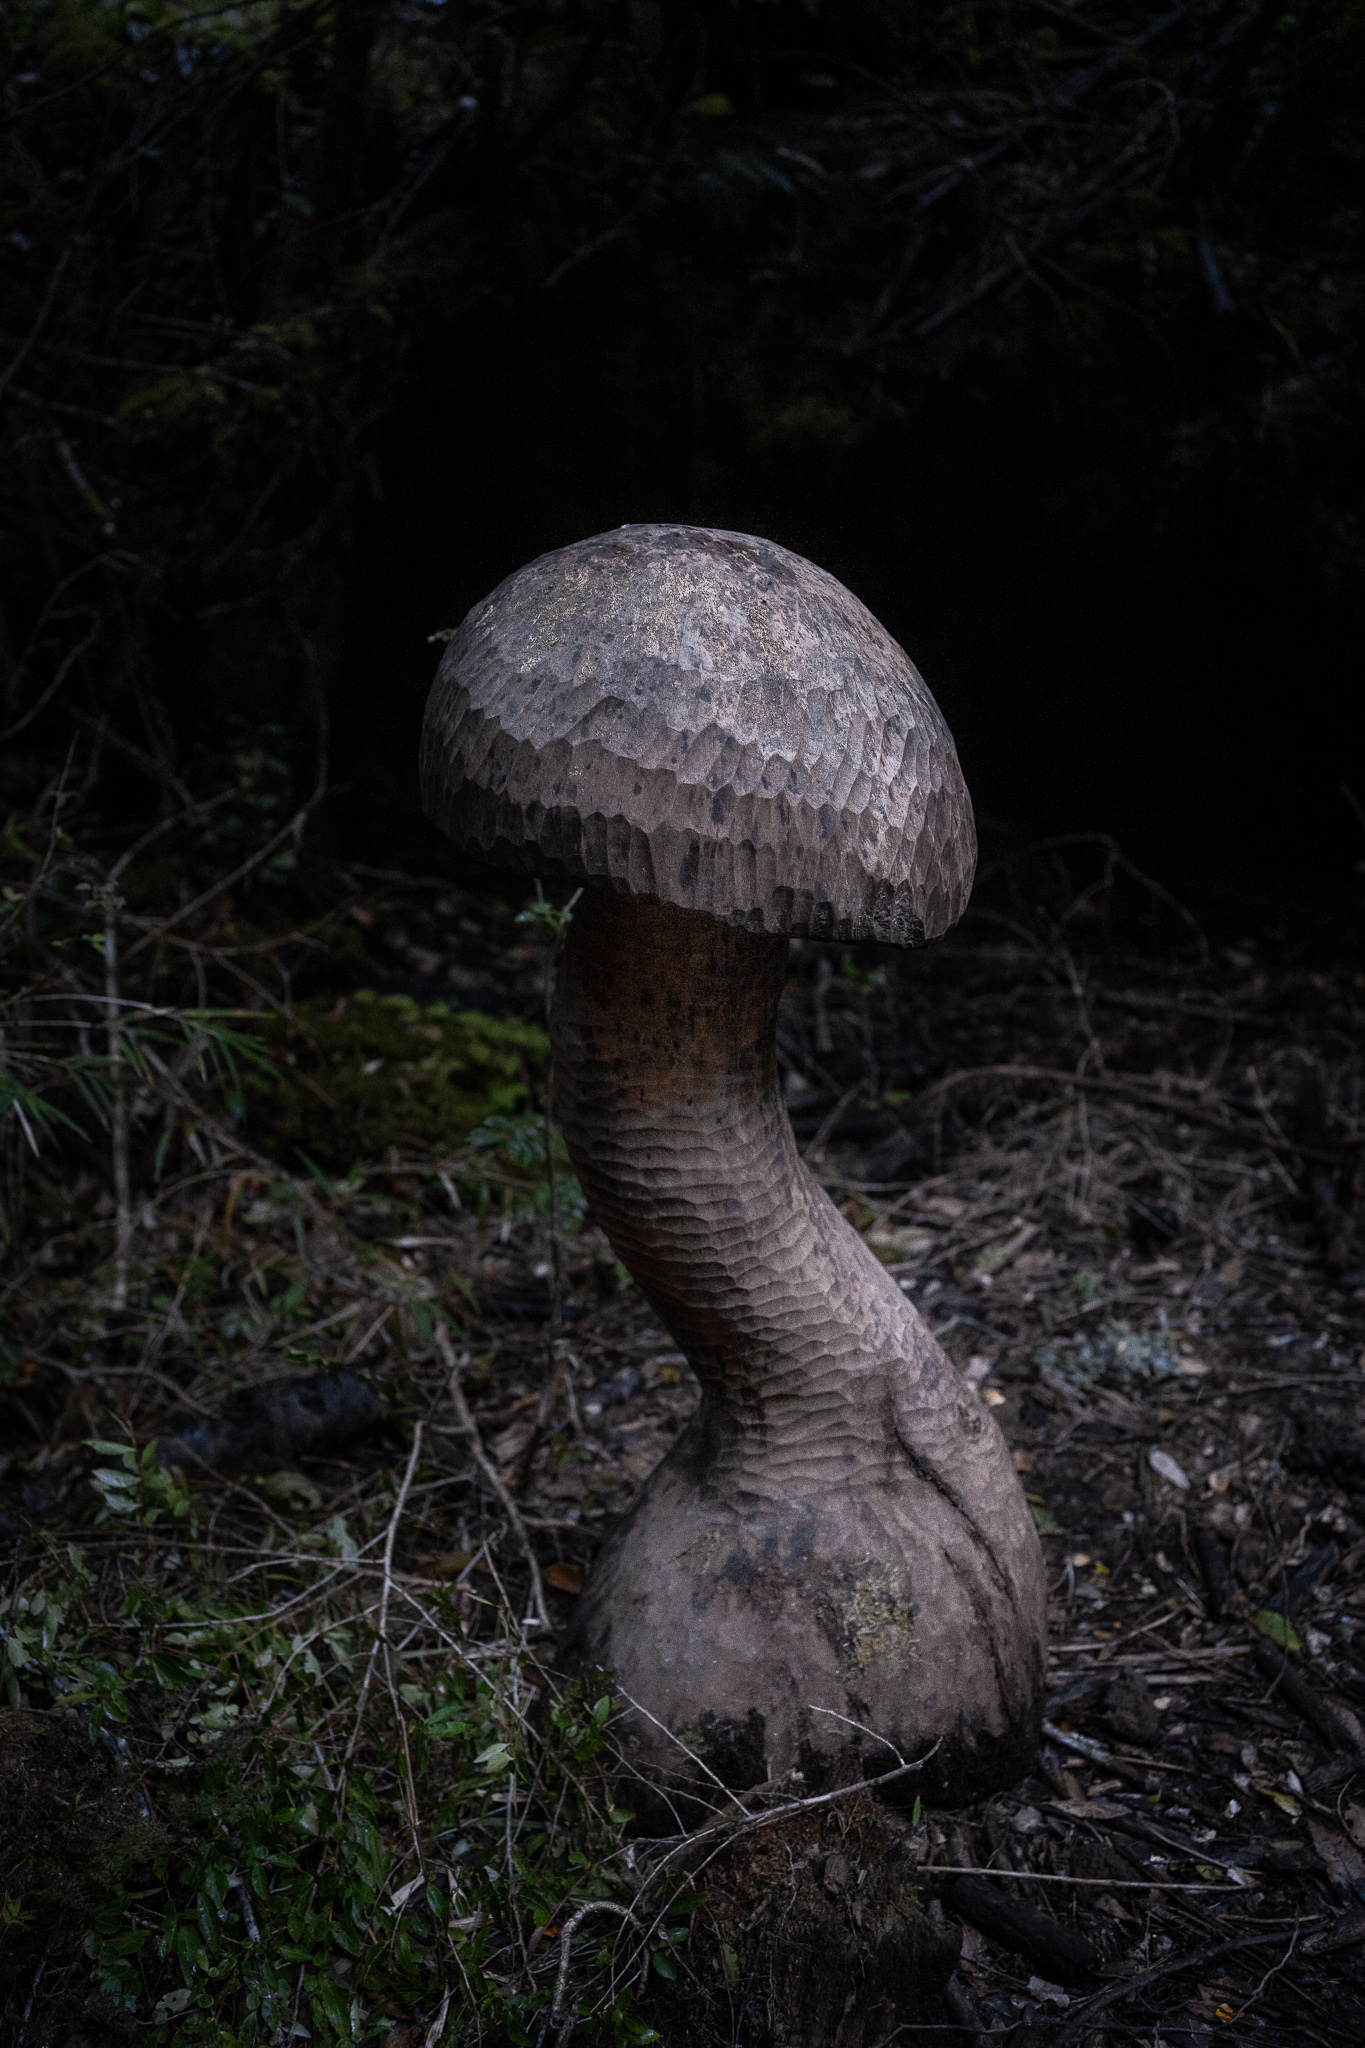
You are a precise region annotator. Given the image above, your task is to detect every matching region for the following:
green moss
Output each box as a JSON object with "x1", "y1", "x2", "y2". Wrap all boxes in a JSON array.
[{"x1": 250, "y1": 992, "x2": 548, "y2": 1173}]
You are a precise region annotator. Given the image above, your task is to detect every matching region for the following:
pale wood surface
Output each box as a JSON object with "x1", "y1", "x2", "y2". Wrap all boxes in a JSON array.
[
  {"x1": 422, "y1": 527, "x2": 1042, "y2": 1803},
  {"x1": 421, "y1": 523, "x2": 975, "y2": 945},
  {"x1": 554, "y1": 891, "x2": 1046, "y2": 1804}
]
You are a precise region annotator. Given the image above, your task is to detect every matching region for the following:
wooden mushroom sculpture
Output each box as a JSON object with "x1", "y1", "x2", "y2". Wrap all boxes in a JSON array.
[{"x1": 422, "y1": 524, "x2": 1045, "y2": 1805}]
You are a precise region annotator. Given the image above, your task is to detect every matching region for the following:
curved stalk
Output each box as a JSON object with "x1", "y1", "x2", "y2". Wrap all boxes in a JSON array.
[{"x1": 552, "y1": 888, "x2": 1045, "y2": 1805}]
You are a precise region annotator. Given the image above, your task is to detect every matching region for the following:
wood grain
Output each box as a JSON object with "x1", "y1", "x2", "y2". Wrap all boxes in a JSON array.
[
  {"x1": 554, "y1": 890, "x2": 1046, "y2": 1806},
  {"x1": 422, "y1": 525, "x2": 1042, "y2": 1805}
]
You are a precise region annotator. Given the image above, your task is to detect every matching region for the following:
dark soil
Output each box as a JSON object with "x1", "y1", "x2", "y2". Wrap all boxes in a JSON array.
[{"x1": 3, "y1": 841, "x2": 1363, "y2": 2045}]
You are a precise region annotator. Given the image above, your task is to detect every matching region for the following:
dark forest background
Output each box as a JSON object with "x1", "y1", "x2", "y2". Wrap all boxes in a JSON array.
[
  {"x1": 5, "y1": 13, "x2": 1365, "y2": 2044},
  {"x1": 2, "y1": 0, "x2": 1362, "y2": 917}
]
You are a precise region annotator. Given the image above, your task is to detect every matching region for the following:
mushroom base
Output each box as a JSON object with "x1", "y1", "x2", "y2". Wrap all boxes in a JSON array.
[{"x1": 552, "y1": 889, "x2": 1046, "y2": 1808}]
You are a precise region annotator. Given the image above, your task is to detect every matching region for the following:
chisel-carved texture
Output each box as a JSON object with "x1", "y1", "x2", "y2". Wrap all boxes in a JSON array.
[
  {"x1": 420, "y1": 523, "x2": 976, "y2": 945},
  {"x1": 421, "y1": 524, "x2": 1045, "y2": 1806},
  {"x1": 553, "y1": 891, "x2": 1046, "y2": 1806}
]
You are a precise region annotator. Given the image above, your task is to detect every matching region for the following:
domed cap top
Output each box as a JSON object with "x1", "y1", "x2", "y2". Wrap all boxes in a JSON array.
[{"x1": 420, "y1": 523, "x2": 975, "y2": 944}]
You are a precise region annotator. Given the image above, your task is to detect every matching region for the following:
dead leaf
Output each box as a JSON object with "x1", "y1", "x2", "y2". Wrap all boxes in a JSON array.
[
  {"x1": 545, "y1": 1561, "x2": 582, "y2": 1594},
  {"x1": 1148, "y1": 1447, "x2": 1190, "y2": 1490},
  {"x1": 490, "y1": 1420, "x2": 534, "y2": 1466},
  {"x1": 1304, "y1": 1908, "x2": 1365, "y2": 1956},
  {"x1": 1334, "y1": 1701, "x2": 1365, "y2": 1749},
  {"x1": 1344, "y1": 1803, "x2": 1365, "y2": 1851},
  {"x1": 1307, "y1": 1816, "x2": 1365, "y2": 1892},
  {"x1": 415, "y1": 1550, "x2": 473, "y2": 1577},
  {"x1": 868, "y1": 1227, "x2": 935, "y2": 1261}
]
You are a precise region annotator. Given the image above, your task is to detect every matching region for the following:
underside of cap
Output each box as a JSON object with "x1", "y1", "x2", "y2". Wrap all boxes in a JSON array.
[{"x1": 421, "y1": 524, "x2": 976, "y2": 944}]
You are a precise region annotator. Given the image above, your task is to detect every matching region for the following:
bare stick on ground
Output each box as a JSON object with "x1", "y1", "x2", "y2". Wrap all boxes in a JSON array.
[{"x1": 437, "y1": 1322, "x2": 550, "y2": 1631}]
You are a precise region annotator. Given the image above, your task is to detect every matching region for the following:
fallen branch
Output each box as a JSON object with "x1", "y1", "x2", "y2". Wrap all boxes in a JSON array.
[
  {"x1": 126, "y1": 792, "x2": 328, "y2": 959},
  {"x1": 944, "y1": 1874, "x2": 1102, "y2": 1981},
  {"x1": 902, "y1": 1060, "x2": 1350, "y2": 1167},
  {"x1": 345, "y1": 1421, "x2": 424, "y2": 1768},
  {"x1": 630, "y1": 1740, "x2": 943, "y2": 1884},
  {"x1": 907, "y1": 1062, "x2": 1243, "y2": 1131},
  {"x1": 1251, "y1": 1637, "x2": 1357, "y2": 1752},
  {"x1": 549, "y1": 1900, "x2": 641, "y2": 2032},
  {"x1": 1223, "y1": 1925, "x2": 1301, "y2": 2027},
  {"x1": 0, "y1": 245, "x2": 71, "y2": 404},
  {"x1": 1303, "y1": 1908, "x2": 1365, "y2": 1958},
  {"x1": 930, "y1": 1865, "x2": 1242, "y2": 1889},
  {"x1": 1052, "y1": 1928, "x2": 1324, "y2": 2047},
  {"x1": 381, "y1": 1425, "x2": 428, "y2": 1866}
]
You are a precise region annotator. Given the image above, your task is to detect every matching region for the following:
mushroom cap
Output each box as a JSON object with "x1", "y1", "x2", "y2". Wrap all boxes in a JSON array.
[{"x1": 421, "y1": 523, "x2": 975, "y2": 944}]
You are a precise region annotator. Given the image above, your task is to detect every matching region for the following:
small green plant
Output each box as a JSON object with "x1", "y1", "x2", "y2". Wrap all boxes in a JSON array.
[
  {"x1": 2, "y1": 1535, "x2": 669, "y2": 2045},
  {"x1": 1249, "y1": 1609, "x2": 1301, "y2": 1654},
  {"x1": 87, "y1": 1437, "x2": 192, "y2": 1527},
  {"x1": 1, "y1": 1008, "x2": 273, "y2": 1161},
  {"x1": 515, "y1": 897, "x2": 578, "y2": 941},
  {"x1": 467, "y1": 1111, "x2": 587, "y2": 1226},
  {"x1": 1036, "y1": 1266, "x2": 1109, "y2": 1328}
]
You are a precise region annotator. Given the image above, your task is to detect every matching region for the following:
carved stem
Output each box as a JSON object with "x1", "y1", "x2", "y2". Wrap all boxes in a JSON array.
[
  {"x1": 552, "y1": 888, "x2": 948, "y2": 1498},
  {"x1": 552, "y1": 887, "x2": 1044, "y2": 1801}
]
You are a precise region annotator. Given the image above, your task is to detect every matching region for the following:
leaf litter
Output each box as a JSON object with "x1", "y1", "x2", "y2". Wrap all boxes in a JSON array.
[{"x1": 2, "y1": 824, "x2": 1363, "y2": 2045}]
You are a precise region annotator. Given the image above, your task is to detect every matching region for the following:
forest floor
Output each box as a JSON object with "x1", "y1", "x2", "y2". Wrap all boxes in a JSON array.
[{"x1": 2, "y1": 841, "x2": 1363, "y2": 2047}]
